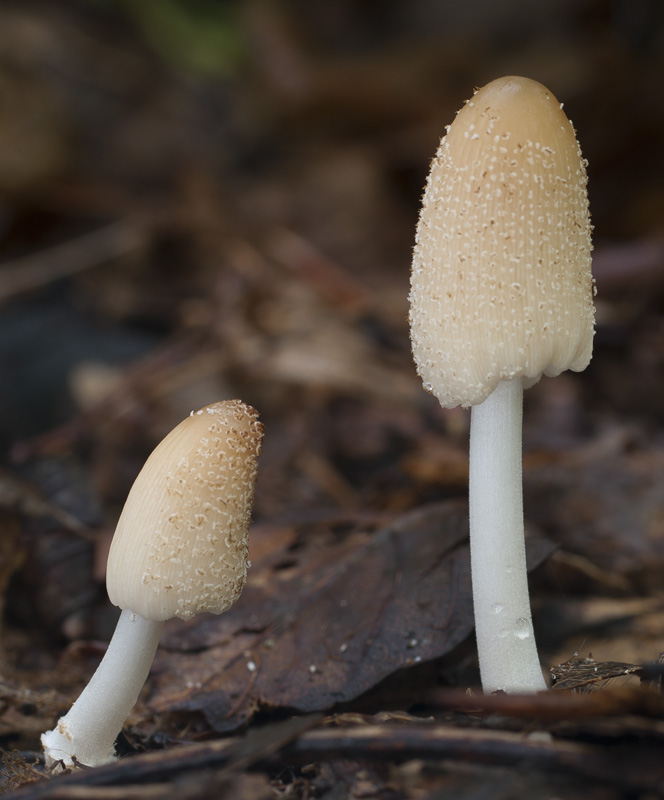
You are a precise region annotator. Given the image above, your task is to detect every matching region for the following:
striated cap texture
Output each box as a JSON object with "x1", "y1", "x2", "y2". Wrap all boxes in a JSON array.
[
  {"x1": 409, "y1": 76, "x2": 595, "y2": 408},
  {"x1": 107, "y1": 400, "x2": 264, "y2": 621}
]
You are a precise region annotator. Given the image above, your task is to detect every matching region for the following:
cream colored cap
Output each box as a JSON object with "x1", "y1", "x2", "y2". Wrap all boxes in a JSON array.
[
  {"x1": 409, "y1": 76, "x2": 594, "y2": 408},
  {"x1": 106, "y1": 400, "x2": 264, "y2": 621}
]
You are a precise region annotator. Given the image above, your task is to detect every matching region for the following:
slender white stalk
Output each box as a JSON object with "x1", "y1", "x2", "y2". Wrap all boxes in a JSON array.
[
  {"x1": 42, "y1": 609, "x2": 164, "y2": 767},
  {"x1": 469, "y1": 377, "x2": 547, "y2": 693}
]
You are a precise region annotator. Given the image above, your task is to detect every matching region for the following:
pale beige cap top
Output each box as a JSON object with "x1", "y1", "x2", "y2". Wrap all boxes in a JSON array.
[
  {"x1": 107, "y1": 400, "x2": 264, "y2": 621},
  {"x1": 409, "y1": 76, "x2": 595, "y2": 408}
]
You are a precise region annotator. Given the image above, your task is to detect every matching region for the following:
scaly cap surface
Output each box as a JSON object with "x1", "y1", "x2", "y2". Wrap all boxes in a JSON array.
[
  {"x1": 409, "y1": 76, "x2": 594, "y2": 408},
  {"x1": 107, "y1": 400, "x2": 263, "y2": 621}
]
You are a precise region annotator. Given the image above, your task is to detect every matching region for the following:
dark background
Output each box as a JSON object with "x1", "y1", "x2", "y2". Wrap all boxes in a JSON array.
[{"x1": 0, "y1": 1, "x2": 663, "y2": 796}]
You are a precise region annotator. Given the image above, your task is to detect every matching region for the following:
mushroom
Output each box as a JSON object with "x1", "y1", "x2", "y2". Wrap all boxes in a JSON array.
[
  {"x1": 42, "y1": 399, "x2": 264, "y2": 767},
  {"x1": 409, "y1": 76, "x2": 594, "y2": 693}
]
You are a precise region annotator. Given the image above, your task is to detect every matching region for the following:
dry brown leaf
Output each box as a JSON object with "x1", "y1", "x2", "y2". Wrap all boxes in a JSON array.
[{"x1": 148, "y1": 501, "x2": 554, "y2": 732}]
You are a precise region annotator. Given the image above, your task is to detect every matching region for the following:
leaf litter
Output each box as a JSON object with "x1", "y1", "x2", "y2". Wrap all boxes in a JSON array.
[{"x1": 149, "y1": 502, "x2": 553, "y2": 732}]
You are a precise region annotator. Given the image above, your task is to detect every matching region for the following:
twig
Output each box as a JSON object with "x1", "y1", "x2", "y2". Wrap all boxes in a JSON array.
[
  {"x1": 5, "y1": 712, "x2": 664, "y2": 798},
  {"x1": 0, "y1": 219, "x2": 148, "y2": 304},
  {"x1": 4, "y1": 715, "x2": 323, "y2": 799}
]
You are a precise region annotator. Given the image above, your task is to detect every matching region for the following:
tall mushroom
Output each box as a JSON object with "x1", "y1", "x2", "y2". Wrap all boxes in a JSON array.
[
  {"x1": 42, "y1": 400, "x2": 264, "y2": 767},
  {"x1": 409, "y1": 76, "x2": 594, "y2": 693}
]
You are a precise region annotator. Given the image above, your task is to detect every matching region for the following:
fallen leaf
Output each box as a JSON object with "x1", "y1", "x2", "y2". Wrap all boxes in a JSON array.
[
  {"x1": 524, "y1": 435, "x2": 664, "y2": 589},
  {"x1": 148, "y1": 501, "x2": 554, "y2": 731}
]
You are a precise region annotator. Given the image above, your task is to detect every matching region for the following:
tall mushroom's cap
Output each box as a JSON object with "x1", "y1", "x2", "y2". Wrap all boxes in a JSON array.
[
  {"x1": 106, "y1": 400, "x2": 264, "y2": 622},
  {"x1": 409, "y1": 76, "x2": 595, "y2": 408}
]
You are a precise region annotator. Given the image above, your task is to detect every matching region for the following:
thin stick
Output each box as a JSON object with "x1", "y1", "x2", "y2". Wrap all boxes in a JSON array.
[
  {"x1": 13, "y1": 717, "x2": 663, "y2": 798},
  {"x1": 0, "y1": 220, "x2": 146, "y2": 304}
]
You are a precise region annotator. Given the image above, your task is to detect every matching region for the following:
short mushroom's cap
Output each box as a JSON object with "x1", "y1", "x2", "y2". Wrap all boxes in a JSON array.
[
  {"x1": 409, "y1": 76, "x2": 595, "y2": 408},
  {"x1": 106, "y1": 400, "x2": 264, "y2": 621}
]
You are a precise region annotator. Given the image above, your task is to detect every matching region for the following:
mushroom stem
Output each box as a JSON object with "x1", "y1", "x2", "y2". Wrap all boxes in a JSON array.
[
  {"x1": 42, "y1": 610, "x2": 164, "y2": 768},
  {"x1": 469, "y1": 377, "x2": 547, "y2": 693}
]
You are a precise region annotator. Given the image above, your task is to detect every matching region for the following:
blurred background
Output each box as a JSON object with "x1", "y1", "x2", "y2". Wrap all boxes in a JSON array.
[{"x1": 0, "y1": 0, "x2": 663, "y2": 744}]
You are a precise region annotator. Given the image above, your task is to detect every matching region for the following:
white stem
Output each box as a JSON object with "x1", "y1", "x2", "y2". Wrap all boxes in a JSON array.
[
  {"x1": 469, "y1": 377, "x2": 547, "y2": 693},
  {"x1": 42, "y1": 609, "x2": 164, "y2": 767}
]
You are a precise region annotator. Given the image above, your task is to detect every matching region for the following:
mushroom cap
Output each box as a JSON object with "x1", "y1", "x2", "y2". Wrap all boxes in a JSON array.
[
  {"x1": 409, "y1": 76, "x2": 594, "y2": 408},
  {"x1": 106, "y1": 400, "x2": 264, "y2": 622}
]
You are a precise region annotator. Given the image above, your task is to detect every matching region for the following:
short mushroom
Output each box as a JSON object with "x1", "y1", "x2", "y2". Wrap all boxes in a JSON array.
[
  {"x1": 409, "y1": 76, "x2": 594, "y2": 693},
  {"x1": 42, "y1": 399, "x2": 264, "y2": 767}
]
